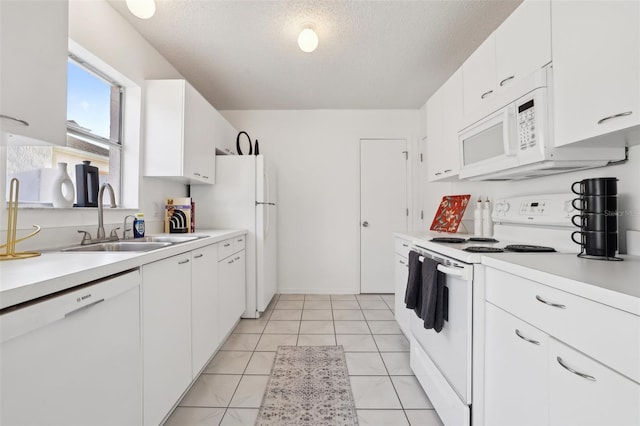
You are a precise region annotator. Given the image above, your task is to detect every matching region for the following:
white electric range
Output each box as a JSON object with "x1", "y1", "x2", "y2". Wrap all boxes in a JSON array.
[{"x1": 398, "y1": 193, "x2": 580, "y2": 426}]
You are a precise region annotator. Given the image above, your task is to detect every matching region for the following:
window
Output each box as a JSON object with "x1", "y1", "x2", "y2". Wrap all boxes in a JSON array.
[{"x1": 6, "y1": 55, "x2": 124, "y2": 206}]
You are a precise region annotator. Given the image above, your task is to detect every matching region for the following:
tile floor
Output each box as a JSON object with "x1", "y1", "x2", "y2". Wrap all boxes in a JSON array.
[{"x1": 165, "y1": 294, "x2": 444, "y2": 426}]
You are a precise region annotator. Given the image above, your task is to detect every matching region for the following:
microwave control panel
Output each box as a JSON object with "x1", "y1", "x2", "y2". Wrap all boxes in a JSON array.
[{"x1": 517, "y1": 99, "x2": 537, "y2": 150}]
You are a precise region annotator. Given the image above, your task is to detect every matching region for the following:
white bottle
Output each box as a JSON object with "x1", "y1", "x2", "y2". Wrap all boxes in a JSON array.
[
  {"x1": 474, "y1": 197, "x2": 483, "y2": 236},
  {"x1": 482, "y1": 197, "x2": 493, "y2": 237}
]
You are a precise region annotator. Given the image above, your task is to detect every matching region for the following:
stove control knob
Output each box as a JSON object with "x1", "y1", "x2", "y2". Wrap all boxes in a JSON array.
[{"x1": 495, "y1": 201, "x2": 510, "y2": 215}]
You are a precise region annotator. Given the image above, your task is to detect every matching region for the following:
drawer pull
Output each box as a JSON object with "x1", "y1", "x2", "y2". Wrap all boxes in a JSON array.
[
  {"x1": 178, "y1": 259, "x2": 190, "y2": 264},
  {"x1": 224, "y1": 243, "x2": 231, "y2": 247},
  {"x1": 480, "y1": 89, "x2": 494, "y2": 99},
  {"x1": 499, "y1": 75, "x2": 515, "y2": 86},
  {"x1": 556, "y1": 357, "x2": 596, "y2": 382},
  {"x1": 402, "y1": 243, "x2": 408, "y2": 248},
  {"x1": 597, "y1": 111, "x2": 632, "y2": 125},
  {"x1": 399, "y1": 259, "x2": 406, "y2": 265},
  {"x1": 535, "y1": 295, "x2": 566, "y2": 309},
  {"x1": 515, "y1": 329, "x2": 540, "y2": 345},
  {"x1": 194, "y1": 254, "x2": 204, "y2": 259}
]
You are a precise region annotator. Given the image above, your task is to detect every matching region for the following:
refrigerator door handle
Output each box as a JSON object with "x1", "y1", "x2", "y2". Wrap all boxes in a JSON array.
[{"x1": 256, "y1": 202, "x2": 276, "y2": 206}]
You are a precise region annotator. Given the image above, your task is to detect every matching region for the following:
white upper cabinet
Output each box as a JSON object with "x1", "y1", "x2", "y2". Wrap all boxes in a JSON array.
[
  {"x1": 494, "y1": 0, "x2": 551, "y2": 91},
  {"x1": 427, "y1": 68, "x2": 463, "y2": 182},
  {"x1": 144, "y1": 79, "x2": 216, "y2": 184},
  {"x1": 212, "y1": 108, "x2": 238, "y2": 155},
  {"x1": 462, "y1": 35, "x2": 497, "y2": 123},
  {"x1": 551, "y1": 0, "x2": 639, "y2": 147},
  {"x1": 0, "y1": 0, "x2": 67, "y2": 146},
  {"x1": 463, "y1": 0, "x2": 551, "y2": 126}
]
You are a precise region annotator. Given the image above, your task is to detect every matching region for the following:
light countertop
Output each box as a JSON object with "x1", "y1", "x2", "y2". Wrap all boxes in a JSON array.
[
  {"x1": 0, "y1": 229, "x2": 245, "y2": 310},
  {"x1": 481, "y1": 253, "x2": 640, "y2": 316},
  {"x1": 395, "y1": 232, "x2": 640, "y2": 316}
]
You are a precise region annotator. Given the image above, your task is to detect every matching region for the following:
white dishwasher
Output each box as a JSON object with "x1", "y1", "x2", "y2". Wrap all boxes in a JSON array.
[{"x1": 1, "y1": 269, "x2": 142, "y2": 426}]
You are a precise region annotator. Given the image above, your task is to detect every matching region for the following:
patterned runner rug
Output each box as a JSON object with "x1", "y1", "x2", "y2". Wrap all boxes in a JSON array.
[{"x1": 256, "y1": 345, "x2": 358, "y2": 426}]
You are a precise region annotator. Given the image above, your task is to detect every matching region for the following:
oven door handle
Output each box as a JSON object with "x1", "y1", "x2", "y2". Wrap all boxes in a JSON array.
[{"x1": 437, "y1": 264, "x2": 472, "y2": 281}]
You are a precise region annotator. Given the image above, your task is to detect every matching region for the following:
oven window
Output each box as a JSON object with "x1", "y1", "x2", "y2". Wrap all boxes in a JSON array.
[{"x1": 462, "y1": 122, "x2": 506, "y2": 165}]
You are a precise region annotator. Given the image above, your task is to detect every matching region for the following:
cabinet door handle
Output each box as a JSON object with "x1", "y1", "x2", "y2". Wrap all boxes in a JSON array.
[
  {"x1": 193, "y1": 172, "x2": 201, "y2": 177},
  {"x1": 64, "y1": 298, "x2": 105, "y2": 318},
  {"x1": 178, "y1": 259, "x2": 190, "y2": 264},
  {"x1": 435, "y1": 172, "x2": 443, "y2": 176},
  {"x1": 515, "y1": 329, "x2": 540, "y2": 345},
  {"x1": 0, "y1": 114, "x2": 29, "y2": 127},
  {"x1": 194, "y1": 254, "x2": 204, "y2": 259},
  {"x1": 399, "y1": 259, "x2": 406, "y2": 265},
  {"x1": 402, "y1": 243, "x2": 408, "y2": 248},
  {"x1": 535, "y1": 295, "x2": 566, "y2": 309},
  {"x1": 499, "y1": 75, "x2": 515, "y2": 86},
  {"x1": 556, "y1": 356, "x2": 596, "y2": 382},
  {"x1": 234, "y1": 256, "x2": 240, "y2": 261},
  {"x1": 480, "y1": 89, "x2": 494, "y2": 99},
  {"x1": 597, "y1": 111, "x2": 632, "y2": 125},
  {"x1": 202, "y1": 175, "x2": 209, "y2": 179},
  {"x1": 443, "y1": 169, "x2": 452, "y2": 173},
  {"x1": 223, "y1": 243, "x2": 231, "y2": 247},
  {"x1": 228, "y1": 259, "x2": 234, "y2": 264}
]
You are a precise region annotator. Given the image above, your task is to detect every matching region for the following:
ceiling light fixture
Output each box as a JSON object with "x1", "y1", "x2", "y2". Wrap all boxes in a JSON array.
[
  {"x1": 298, "y1": 24, "x2": 319, "y2": 53},
  {"x1": 126, "y1": 0, "x2": 156, "y2": 19}
]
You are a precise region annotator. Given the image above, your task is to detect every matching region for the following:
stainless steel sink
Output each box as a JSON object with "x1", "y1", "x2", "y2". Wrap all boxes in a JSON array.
[
  {"x1": 132, "y1": 235, "x2": 201, "y2": 243},
  {"x1": 60, "y1": 241, "x2": 173, "y2": 252}
]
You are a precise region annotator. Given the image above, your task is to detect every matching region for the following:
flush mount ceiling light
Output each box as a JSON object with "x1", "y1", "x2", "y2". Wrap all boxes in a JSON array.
[
  {"x1": 298, "y1": 24, "x2": 319, "y2": 53},
  {"x1": 126, "y1": 0, "x2": 156, "y2": 19}
]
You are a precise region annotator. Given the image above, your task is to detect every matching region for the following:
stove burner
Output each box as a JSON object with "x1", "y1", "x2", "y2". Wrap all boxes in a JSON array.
[
  {"x1": 430, "y1": 237, "x2": 466, "y2": 244},
  {"x1": 463, "y1": 246, "x2": 505, "y2": 253},
  {"x1": 467, "y1": 237, "x2": 499, "y2": 243},
  {"x1": 504, "y1": 244, "x2": 556, "y2": 253}
]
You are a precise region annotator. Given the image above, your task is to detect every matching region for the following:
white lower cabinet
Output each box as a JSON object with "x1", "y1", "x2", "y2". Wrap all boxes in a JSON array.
[
  {"x1": 483, "y1": 303, "x2": 549, "y2": 426},
  {"x1": 549, "y1": 338, "x2": 640, "y2": 426},
  {"x1": 394, "y1": 251, "x2": 410, "y2": 338},
  {"x1": 142, "y1": 254, "x2": 192, "y2": 426},
  {"x1": 219, "y1": 247, "x2": 246, "y2": 338},
  {"x1": 482, "y1": 267, "x2": 640, "y2": 426},
  {"x1": 191, "y1": 244, "x2": 220, "y2": 377}
]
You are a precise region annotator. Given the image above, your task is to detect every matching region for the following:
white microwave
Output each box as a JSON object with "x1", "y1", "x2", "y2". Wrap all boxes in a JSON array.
[{"x1": 458, "y1": 69, "x2": 625, "y2": 180}]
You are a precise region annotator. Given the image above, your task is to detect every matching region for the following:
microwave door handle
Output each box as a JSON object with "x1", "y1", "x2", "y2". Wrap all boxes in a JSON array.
[{"x1": 502, "y1": 106, "x2": 517, "y2": 156}]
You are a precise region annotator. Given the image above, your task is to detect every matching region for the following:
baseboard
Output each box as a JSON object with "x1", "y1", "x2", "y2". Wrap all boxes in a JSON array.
[{"x1": 277, "y1": 287, "x2": 359, "y2": 295}]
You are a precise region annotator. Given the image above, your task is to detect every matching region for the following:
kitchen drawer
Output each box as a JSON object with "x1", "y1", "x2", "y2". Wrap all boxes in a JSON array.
[
  {"x1": 234, "y1": 235, "x2": 245, "y2": 252},
  {"x1": 218, "y1": 238, "x2": 235, "y2": 260},
  {"x1": 485, "y1": 267, "x2": 640, "y2": 383},
  {"x1": 395, "y1": 237, "x2": 411, "y2": 258}
]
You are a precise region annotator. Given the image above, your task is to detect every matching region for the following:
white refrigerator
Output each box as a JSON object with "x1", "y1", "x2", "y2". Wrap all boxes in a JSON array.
[{"x1": 191, "y1": 155, "x2": 277, "y2": 319}]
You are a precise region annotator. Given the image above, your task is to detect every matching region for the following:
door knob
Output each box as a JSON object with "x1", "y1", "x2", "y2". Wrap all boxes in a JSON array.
[{"x1": 362, "y1": 221, "x2": 369, "y2": 227}]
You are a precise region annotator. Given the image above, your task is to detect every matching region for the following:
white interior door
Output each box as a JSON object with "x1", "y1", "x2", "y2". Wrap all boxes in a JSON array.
[{"x1": 360, "y1": 139, "x2": 408, "y2": 293}]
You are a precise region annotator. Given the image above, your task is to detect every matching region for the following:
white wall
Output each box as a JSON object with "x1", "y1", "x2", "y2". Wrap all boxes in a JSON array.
[
  {"x1": 1, "y1": 0, "x2": 189, "y2": 250},
  {"x1": 222, "y1": 110, "x2": 418, "y2": 294},
  {"x1": 422, "y1": 144, "x2": 640, "y2": 253}
]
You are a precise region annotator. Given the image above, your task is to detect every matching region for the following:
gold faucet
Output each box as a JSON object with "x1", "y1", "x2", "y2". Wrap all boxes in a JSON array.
[{"x1": 0, "y1": 178, "x2": 41, "y2": 261}]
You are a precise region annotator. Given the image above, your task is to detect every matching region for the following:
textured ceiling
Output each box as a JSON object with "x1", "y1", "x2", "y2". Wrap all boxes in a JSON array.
[{"x1": 107, "y1": 0, "x2": 521, "y2": 110}]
